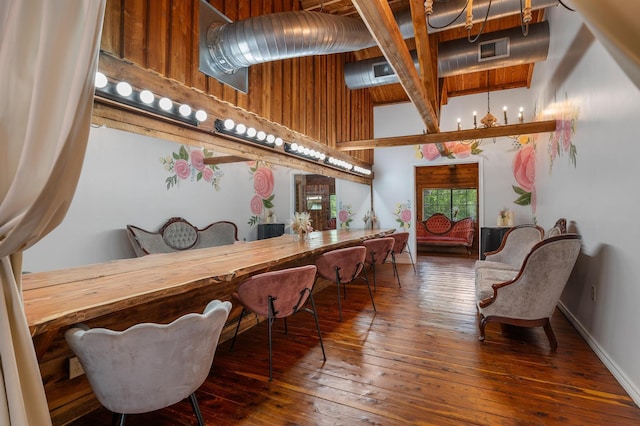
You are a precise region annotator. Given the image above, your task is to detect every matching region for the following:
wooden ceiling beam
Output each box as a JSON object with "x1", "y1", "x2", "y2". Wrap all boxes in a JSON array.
[
  {"x1": 336, "y1": 120, "x2": 557, "y2": 151},
  {"x1": 351, "y1": 0, "x2": 440, "y2": 133},
  {"x1": 408, "y1": 0, "x2": 438, "y2": 115}
]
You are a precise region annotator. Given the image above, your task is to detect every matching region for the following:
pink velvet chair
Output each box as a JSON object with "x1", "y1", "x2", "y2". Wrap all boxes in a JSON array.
[
  {"x1": 315, "y1": 246, "x2": 375, "y2": 321},
  {"x1": 230, "y1": 265, "x2": 325, "y2": 381},
  {"x1": 362, "y1": 237, "x2": 395, "y2": 291},
  {"x1": 388, "y1": 232, "x2": 416, "y2": 285}
]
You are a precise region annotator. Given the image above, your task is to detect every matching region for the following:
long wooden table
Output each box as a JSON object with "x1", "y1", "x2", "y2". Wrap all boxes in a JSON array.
[{"x1": 22, "y1": 228, "x2": 392, "y2": 425}]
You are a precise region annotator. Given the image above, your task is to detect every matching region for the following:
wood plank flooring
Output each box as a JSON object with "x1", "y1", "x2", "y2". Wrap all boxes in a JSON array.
[{"x1": 69, "y1": 255, "x2": 640, "y2": 425}]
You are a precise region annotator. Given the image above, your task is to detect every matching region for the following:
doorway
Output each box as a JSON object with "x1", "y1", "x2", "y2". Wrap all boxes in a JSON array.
[
  {"x1": 293, "y1": 174, "x2": 337, "y2": 231},
  {"x1": 415, "y1": 163, "x2": 479, "y2": 257}
]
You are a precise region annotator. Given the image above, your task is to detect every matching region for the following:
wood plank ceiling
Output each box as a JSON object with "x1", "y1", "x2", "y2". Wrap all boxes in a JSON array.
[{"x1": 301, "y1": 0, "x2": 546, "y2": 107}]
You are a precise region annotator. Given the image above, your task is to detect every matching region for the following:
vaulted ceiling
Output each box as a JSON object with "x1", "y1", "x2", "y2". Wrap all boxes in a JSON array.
[{"x1": 300, "y1": 0, "x2": 546, "y2": 107}]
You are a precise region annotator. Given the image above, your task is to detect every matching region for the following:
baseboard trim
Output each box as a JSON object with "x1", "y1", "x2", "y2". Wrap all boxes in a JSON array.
[{"x1": 558, "y1": 302, "x2": 640, "y2": 407}]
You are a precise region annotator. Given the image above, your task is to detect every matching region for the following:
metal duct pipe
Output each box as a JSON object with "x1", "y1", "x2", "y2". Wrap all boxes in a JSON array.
[
  {"x1": 345, "y1": 21, "x2": 550, "y2": 89},
  {"x1": 423, "y1": 0, "x2": 558, "y2": 34},
  {"x1": 206, "y1": 10, "x2": 417, "y2": 74},
  {"x1": 438, "y1": 20, "x2": 549, "y2": 77}
]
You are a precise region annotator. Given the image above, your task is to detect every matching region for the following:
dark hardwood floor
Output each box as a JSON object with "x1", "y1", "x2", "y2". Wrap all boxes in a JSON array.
[{"x1": 70, "y1": 255, "x2": 640, "y2": 425}]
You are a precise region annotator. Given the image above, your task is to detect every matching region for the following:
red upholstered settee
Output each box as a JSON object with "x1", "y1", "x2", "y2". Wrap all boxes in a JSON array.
[{"x1": 416, "y1": 213, "x2": 475, "y2": 253}]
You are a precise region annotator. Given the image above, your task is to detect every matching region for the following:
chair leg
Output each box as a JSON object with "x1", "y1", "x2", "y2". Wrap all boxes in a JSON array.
[
  {"x1": 112, "y1": 413, "x2": 125, "y2": 426},
  {"x1": 371, "y1": 263, "x2": 377, "y2": 291},
  {"x1": 478, "y1": 315, "x2": 487, "y2": 342},
  {"x1": 336, "y1": 280, "x2": 344, "y2": 322},
  {"x1": 189, "y1": 392, "x2": 205, "y2": 426},
  {"x1": 229, "y1": 307, "x2": 246, "y2": 351},
  {"x1": 543, "y1": 319, "x2": 558, "y2": 350},
  {"x1": 390, "y1": 252, "x2": 401, "y2": 287},
  {"x1": 361, "y1": 268, "x2": 376, "y2": 313},
  {"x1": 406, "y1": 245, "x2": 417, "y2": 273},
  {"x1": 307, "y1": 293, "x2": 327, "y2": 361},
  {"x1": 268, "y1": 315, "x2": 275, "y2": 381}
]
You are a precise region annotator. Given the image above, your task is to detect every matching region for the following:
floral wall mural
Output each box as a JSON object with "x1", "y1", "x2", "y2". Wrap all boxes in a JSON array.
[
  {"x1": 393, "y1": 201, "x2": 412, "y2": 230},
  {"x1": 338, "y1": 202, "x2": 354, "y2": 229},
  {"x1": 511, "y1": 135, "x2": 536, "y2": 209},
  {"x1": 548, "y1": 99, "x2": 578, "y2": 171},
  {"x1": 415, "y1": 140, "x2": 483, "y2": 161},
  {"x1": 248, "y1": 161, "x2": 275, "y2": 226},
  {"x1": 161, "y1": 145, "x2": 223, "y2": 190}
]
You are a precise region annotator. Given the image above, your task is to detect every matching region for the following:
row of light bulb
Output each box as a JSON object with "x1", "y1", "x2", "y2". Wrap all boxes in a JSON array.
[
  {"x1": 94, "y1": 72, "x2": 208, "y2": 123},
  {"x1": 289, "y1": 142, "x2": 326, "y2": 160},
  {"x1": 220, "y1": 119, "x2": 284, "y2": 146},
  {"x1": 94, "y1": 72, "x2": 373, "y2": 177}
]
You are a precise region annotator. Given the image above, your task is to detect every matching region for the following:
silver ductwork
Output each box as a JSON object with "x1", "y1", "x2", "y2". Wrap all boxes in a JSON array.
[
  {"x1": 199, "y1": 0, "x2": 558, "y2": 92},
  {"x1": 345, "y1": 21, "x2": 550, "y2": 89},
  {"x1": 206, "y1": 11, "x2": 376, "y2": 74}
]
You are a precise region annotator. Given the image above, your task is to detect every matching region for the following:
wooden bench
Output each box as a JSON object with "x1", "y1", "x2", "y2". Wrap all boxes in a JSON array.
[{"x1": 126, "y1": 217, "x2": 239, "y2": 256}]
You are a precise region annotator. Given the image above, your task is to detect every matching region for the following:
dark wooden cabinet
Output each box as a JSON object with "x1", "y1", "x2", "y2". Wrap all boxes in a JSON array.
[
  {"x1": 257, "y1": 223, "x2": 285, "y2": 240},
  {"x1": 480, "y1": 227, "x2": 511, "y2": 259}
]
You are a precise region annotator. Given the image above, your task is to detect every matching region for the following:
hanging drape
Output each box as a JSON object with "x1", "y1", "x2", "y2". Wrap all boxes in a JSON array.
[
  {"x1": 572, "y1": 2, "x2": 640, "y2": 89},
  {"x1": 0, "y1": 1, "x2": 105, "y2": 424}
]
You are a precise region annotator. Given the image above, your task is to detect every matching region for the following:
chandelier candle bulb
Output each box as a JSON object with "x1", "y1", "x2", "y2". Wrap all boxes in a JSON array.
[
  {"x1": 457, "y1": 118, "x2": 461, "y2": 130},
  {"x1": 473, "y1": 111, "x2": 477, "y2": 129},
  {"x1": 503, "y1": 106, "x2": 508, "y2": 125}
]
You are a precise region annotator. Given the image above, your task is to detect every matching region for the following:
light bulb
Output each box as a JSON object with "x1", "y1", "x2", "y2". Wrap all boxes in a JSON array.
[
  {"x1": 223, "y1": 119, "x2": 234, "y2": 130},
  {"x1": 95, "y1": 72, "x2": 108, "y2": 89},
  {"x1": 257, "y1": 131, "x2": 266, "y2": 141},
  {"x1": 178, "y1": 104, "x2": 192, "y2": 117},
  {"x1": 139, "y1": 90, "x2": 154, "y2": 104},
  {"x1": 158, "y1": 97, "x2": 173, "y2": 111},
  {"x1": 115, "y1": 81, "x2": 132, "y2": 97},
  {"x1": 291, "y1": 143, "x2": 299, "y2": 151},
  {"x1": 266, "y1": 134, "x2": 275, "y2": 144},
  {"x1": 195, "y1": 110, "x2": 207, "y2": 122},
  {"x1": 247, "y1": 127, "x2": 257, "y2": 138},
  {"x1": 235, "y1": 123, "x2": 247, "y2": 134},
  {"x1": 274, "y1": 137, "x2": 283, "y2": 146}
]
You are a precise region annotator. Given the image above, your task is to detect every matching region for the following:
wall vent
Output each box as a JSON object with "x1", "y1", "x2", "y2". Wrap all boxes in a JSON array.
[{"x1": 478, "y1": 37, "x2": 511, "y2": 62}]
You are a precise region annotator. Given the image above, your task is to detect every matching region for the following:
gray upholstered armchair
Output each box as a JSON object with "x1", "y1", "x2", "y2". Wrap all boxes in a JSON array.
[
  {"x1": 476, "y1": 224, "x2": 544, "y2": 272},
  {"x1": 65, "y1": 300, "x2": 232, "y2": 425},
  {"x1": 475, "y1": 234, "x2": 582, "y2": 349}
]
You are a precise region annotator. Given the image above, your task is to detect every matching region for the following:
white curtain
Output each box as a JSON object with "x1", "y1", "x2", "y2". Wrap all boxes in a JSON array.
[
  {"x1": 572, "y1": 1, "x2": 640, "y2": 89},
  {"x1": 0, "y1": 1, "x2": 105, "y2": 424}
]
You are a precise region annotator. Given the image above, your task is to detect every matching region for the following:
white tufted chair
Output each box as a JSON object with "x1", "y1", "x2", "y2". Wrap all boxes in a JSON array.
[{"x1": 65, "y1": 300, "x2": 232, "y2": 425}]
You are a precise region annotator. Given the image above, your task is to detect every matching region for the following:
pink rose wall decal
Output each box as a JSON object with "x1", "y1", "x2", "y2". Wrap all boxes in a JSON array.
[
  {"x1": 338, "y1": 202, "x2": 354, "y2": 229},
  {"x1": 161, "y1": 145, "x2": 223, "y2": 190},
  {"x1": 393, "y1": 201, "x2": 412, "y2": 230},
  {"x1": 248, "y1": 161, "x2": 276, "y2": 226},
  {"x1": 416, "y1": 140, "x2": 482, "y2": 161}
]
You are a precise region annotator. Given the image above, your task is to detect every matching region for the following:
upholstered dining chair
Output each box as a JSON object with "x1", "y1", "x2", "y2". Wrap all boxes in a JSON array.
[
  {"x1": 475, "y1": 234, "x2": 582, "y2": 349},
  {"x1": 388, "y1": 232, "x2": 416, "y2": 286},
  {"x1": 362, "y1": 237, "x2": 395, "y2": 291},
  {"x1": 65, "y1": 300, "x2": 232, "y2": 426},
  {"x1": 230, "y1": 265, "x2": 326, "y2": 381},
  {"x1": 315, "y1": 246, "x2": 375, "y2": 322}
]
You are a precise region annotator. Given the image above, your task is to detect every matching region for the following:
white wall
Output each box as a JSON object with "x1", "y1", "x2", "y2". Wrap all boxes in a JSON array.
[
  {"x1": 532, "y1": 5, "x2": 640, "y2": 403},
  {"x1": 373, "y1": 5, "x2": 640, "y2": 405},
  {"x1": 24, "y1": 126, "x2": 371, "y2": 272}
]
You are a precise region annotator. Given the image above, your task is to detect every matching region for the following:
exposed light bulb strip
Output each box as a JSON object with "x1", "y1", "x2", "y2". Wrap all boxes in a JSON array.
[
  {"x1": 94, "y1": 72, "x2": 372, "y2": 177},
  {"x1": 93, "y1": 72, "x2": 206, "y2": 127}
]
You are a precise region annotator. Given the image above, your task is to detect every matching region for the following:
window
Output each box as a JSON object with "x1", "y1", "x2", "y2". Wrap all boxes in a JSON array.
[{"x1": 423, "y1": 188, "x2": 477, "y2": 221}]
